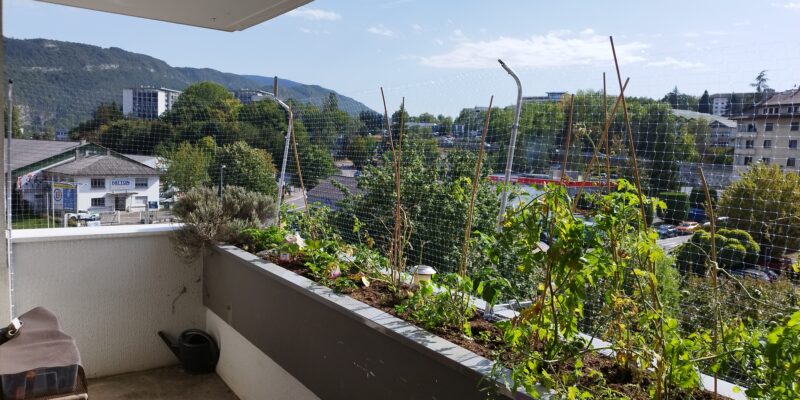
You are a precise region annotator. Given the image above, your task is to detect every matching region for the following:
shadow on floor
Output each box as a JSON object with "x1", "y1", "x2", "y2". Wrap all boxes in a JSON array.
[{"x1": 89, "y1": 365, "x2": 238, "y2": 399}]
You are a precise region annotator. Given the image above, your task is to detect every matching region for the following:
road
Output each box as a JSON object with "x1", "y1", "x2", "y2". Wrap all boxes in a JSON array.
[{"x1": 656, "y1": 234, "x2": 691, "y2": 252}]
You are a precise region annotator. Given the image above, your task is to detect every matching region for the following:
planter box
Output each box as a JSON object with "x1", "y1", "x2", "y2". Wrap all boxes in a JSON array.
[{"x1": 203, "y1": 245, "x2": 532, "y2": 400}]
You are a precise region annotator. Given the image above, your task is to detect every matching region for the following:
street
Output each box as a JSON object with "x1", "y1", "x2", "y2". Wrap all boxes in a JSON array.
[{"x1": 657, "y1": 234, "x2": 691, "y2": 252}]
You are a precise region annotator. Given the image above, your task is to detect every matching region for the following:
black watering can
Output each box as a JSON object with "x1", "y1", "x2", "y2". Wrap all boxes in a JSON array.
[{"x1": 158, "y1": 329, "x2": 219, "y2": 374}]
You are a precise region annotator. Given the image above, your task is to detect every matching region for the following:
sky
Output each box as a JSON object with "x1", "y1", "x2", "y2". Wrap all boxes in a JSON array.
[{"x1": 4, "y1": 0, "x2": 800, "y2": 116}]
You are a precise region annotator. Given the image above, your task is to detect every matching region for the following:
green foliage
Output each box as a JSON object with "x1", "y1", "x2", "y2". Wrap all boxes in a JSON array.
[
  {"x1": 159, "y1": 140, "x2": 213, "y2": 191},
  {"x1": 172, "y1": 186, "x2": 275, "y2": 260},
  {"x1": 679, "y1": 274, "x2": 798, "y2": 334},
  {"x1": 397, "y1": 274, "x2": 476, "y2": 335},
  {"x1": 3, "y1": 105, "x2": 22, "y2": 138},
  {"x1": 346, "y1": 135, "x2": 377, "y2": 169},
  {"x1": 337, "y1": 144, "x2": 498, "y2": 274},
  {"x1": 238, "y1": 225, "x2": 290, "y2": 254},
  {"x1": 717, "y1": 163, "x2": 800, "y2": 257},
  {"x1": 659, "y1": 191, "x2": 690, "y2": 223},
  {"x1": 211, "y1": 141, "x2": 278, "y2": 197},
  {"x1": 689, "y1": 186, "x2": 717, "y2": 209},
  {"x1": 742, "y1": 310, "x2": 800, "y2": 399},
  {"x1": 674, "y1": 229, "x2": 760, "y2": 274}
]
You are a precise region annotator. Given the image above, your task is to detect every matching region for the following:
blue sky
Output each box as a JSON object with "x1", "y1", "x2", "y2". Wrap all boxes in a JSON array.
[{"x1": 4, "y1": 0, "x2": 800, "y2": 115}]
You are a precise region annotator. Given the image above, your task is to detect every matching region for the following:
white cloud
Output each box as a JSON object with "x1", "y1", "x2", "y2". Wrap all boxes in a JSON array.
[
  {"x1": 771, "y1": 1, "x2": 800, "y2": 8},
  {"x1": 646, "y1": 57, "x2": 704, "y2": 69},
  {"x1": 420, "y1": 31, "x2": 648, "y2": 69},
  {"x1": 412, "y1": 24, "x2": 423, "y2": 34},
  {"x1": 367, "y1": 24, "x2": 394, "y2": 37},
  {"x1": 286, "y1": 8, "x2": 341, "y2": 21}
]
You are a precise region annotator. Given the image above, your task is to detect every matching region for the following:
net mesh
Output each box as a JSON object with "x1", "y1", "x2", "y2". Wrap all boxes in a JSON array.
[{"x1": 4, "y1": 43, "x2": 799, "y2": 393}]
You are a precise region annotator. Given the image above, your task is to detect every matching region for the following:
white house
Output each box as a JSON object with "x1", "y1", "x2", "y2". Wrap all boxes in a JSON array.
[{"x1": 44, "y1": 155, "x2": 162, "y2": 212}]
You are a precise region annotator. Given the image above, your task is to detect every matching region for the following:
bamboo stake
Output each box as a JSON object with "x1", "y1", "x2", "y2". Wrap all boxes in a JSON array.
[
  {"x1": 611, "y1": 38, "x2": 648, "y2": 229},
  {"x1": 560, "y1": 94, "x2": 576, "y2": 184},
  {"x1": 570, "y1": 77, "x2": 629, "y2": 213},
  {"x1": 459, "y1": 96, "x2": 494, "y2": 277},
  {"x1": 698, "y1": 167, "x2": 720, "y2": 399},
  {"x1": 380, "y1": 88, "x2": 405, "y2": 286},
  {"x1": 610, "y1": 35, "x2": 665, "y2": 400}
]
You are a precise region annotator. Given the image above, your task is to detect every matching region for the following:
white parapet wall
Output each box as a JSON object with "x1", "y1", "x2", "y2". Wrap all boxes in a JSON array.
[
  {"x1": 11, "y1": 224, "x2": 204, "y2": 378},
  {"x1": 205, "y1": 308, "x2": 319, "y2": 400}
]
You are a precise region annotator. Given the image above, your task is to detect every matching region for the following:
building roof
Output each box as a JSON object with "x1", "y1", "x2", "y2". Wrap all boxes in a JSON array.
[
  {"x1": 307, "y1": 176, "x2": 362, "y2": 204},
  {"x1": 670, "y1": 109, "x2": 737, "y2": 128},
  {"x1": 45, "y1": 154, "x2": 162, "y2": 176},
  {"x1": 760, "y1": 89, "x2": 800, "y2": 106},
  {"x1": 122, "y1": 154, "x2": 161, "y2": 169},
  {"x1": 9, "y1": 138, "x2": 81, "y2": 172}
]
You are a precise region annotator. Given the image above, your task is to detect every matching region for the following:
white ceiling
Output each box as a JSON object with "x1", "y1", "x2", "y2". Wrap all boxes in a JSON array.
[{"x1": 36, "y1": 0, "x2": 313, "y2": 31}]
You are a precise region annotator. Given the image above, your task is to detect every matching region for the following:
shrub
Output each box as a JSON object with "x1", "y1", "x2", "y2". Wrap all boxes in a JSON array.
[
  {"x1": 659, "y1": 191, "x2": 690, "y2": 223},
  {"x1": 172, "y1": 186, "x2": 275, "y2": 260},
  {"x1": 675, "y1": 228, "x2": 760, "y2": 274}
]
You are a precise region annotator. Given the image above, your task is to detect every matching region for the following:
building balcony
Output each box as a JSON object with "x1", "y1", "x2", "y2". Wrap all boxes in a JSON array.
[{"x1": 1, "y1": 225, "x2": 749, "y2": 400}]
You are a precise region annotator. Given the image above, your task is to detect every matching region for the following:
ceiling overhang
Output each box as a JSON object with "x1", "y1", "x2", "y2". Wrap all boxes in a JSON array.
[{"x1": 35, "y1": 0, "x2": 313, "y2": 31}]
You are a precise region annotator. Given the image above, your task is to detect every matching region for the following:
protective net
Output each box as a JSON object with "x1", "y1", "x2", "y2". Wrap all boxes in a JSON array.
[{"x1": 4, "y1": 36, "x2": 799, "y2": 397}]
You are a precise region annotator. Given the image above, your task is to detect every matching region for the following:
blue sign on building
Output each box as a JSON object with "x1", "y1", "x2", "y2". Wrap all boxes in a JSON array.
[{"x1": 63, "y1": 188, "x2": 77, "y2": 212}]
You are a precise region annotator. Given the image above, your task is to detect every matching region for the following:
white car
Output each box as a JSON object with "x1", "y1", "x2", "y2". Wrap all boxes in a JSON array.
[{"x1": 65, "y1": 210, "x2": 100, "y2": 221}]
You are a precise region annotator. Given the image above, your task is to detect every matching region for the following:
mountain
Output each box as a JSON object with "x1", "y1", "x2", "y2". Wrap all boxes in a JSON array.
[{"x1": 4, "y1": 37, "x2": 373, "y2": 131}]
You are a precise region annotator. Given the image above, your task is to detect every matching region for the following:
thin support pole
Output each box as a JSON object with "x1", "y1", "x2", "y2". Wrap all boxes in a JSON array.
[
  {"x1": 497, "y1": 59, "x2": 523, "y2": 225},
  {"x1": 271, "y1": 85, "x2": 295, "y2": 225},
  {"x1": 6, "y1": 80, "x2": 14, "y2": 319}
]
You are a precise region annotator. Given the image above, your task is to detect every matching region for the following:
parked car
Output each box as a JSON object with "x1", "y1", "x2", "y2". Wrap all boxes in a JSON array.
[
  {"x1": 729, "y1": 268, "x2": 772, "y2": 282},
  {"x1": 65, "y1": 210, "x2": 100, "y2": 222},
  {"x1": 676, "y1": 221, "x2": 700, "y2": 235},
  {"x1": 758, "y1": 255, "x2": 793, "y2": 273},
  {"x1": 656, "y1": 224, "x2": 677, "y2": 239}
]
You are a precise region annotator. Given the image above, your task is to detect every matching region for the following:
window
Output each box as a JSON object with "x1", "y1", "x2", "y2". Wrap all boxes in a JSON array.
[
  {"x1": 91, "y1": 178, "x2": 105, "y2": 189},
  {"x1": 743, "y1": 156, "x2": 753, "y2": 165},
  {"x1": 791, "y1": 122, "x2": 799, "y2": 131},
  {"x1": 135, "y1": 178, "x2": 148, "y2": 188},
  {"x1": 763, "y1": 140, "x2": 772, "y2": 148},
  {"x1": 745, "y1": 140, "x2": 754, "y2": 149},
  {"x1": 790, "y1": 140, "x2": 798, "y2": 149},
  {"x1": 788, "y1": 158, "x2": 797, "y2": 167},
  {"x1": 765, "y1": 123, "x2": 774, "y2": 132},
  {"x1": 747, "y1": 124, "x2": 756, "y2": 132},
  {"x1": 91, "y1": 197, "x2": 105, "y2": 207},
  {"x1": 762, "y1": 157, "x2": 771, "y2": 165}
]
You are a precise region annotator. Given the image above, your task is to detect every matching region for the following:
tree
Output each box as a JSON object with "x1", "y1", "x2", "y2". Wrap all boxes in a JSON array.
[
  {"x1": 160, "y1": 140, "x2": 214, "y2": 192},
  {"x1": 727, "y1": 93, "x2": 742, "y2": 116},
  {"x1": 658, "y1": 192, "x2": 690, "y2": 223},
  {"x1": 698, "y1": 90, "x2": 711, "y2": 114},
  {"x1": 3, "y1": 105, "x2": 22, "y2": 138},
  {"x1": 347, "y1": 135, "x2": 377, "y2": 169},
  {"x1": 211, "y1": 141, "x2": 278, "y2": 198},
  {"x1": 751, "y1": 70, "x2": 771, "y2": 101},
  {"x1": 717, "y1": 164, "x2": 800, "y2": 257},
  {"x1": 336, "y1": 142, "x2": 498, "y2": 273}
]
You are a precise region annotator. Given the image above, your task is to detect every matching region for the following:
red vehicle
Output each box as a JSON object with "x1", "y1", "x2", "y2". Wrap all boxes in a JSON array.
[{"x1": 675, "y1": 221, "x2": 700, "y2": 235}]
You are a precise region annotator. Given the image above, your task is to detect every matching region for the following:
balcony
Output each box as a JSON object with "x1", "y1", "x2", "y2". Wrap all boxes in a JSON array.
[{"x1": 3, "y1": 224, "x2": 752, "y2": 399}]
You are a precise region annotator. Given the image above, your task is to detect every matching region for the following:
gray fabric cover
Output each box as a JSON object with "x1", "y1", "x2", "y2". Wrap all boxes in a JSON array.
[{"x1": 0, "y1": 307, "x2": 82, "y2": 375}]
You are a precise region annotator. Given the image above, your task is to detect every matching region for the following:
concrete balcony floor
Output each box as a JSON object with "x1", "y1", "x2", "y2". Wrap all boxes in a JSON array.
[{"x1": 89, "y1": 365, "x2": 239, "y2": 399}]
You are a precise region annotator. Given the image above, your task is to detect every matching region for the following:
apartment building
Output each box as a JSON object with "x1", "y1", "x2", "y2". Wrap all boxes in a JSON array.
[
  {"x1": 122, "y1": 87, "x2": 182, "y2": 119},
  {"x1": 732, "y1": 89, "x2": 800, "y2": 174}
]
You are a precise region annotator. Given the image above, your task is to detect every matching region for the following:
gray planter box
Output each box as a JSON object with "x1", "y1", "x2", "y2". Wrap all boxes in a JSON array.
[{"x1": 203, "y1": 245, "x2": 527, "y2": 400}]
